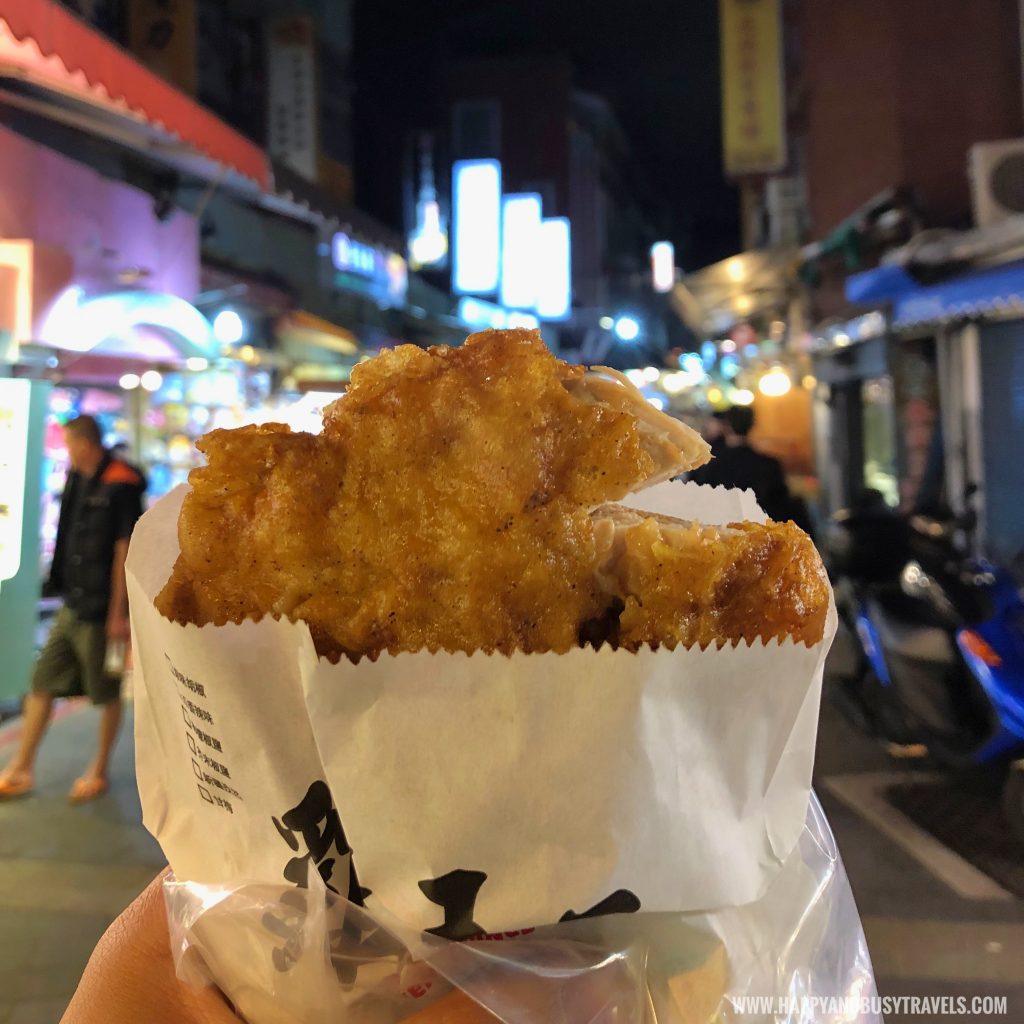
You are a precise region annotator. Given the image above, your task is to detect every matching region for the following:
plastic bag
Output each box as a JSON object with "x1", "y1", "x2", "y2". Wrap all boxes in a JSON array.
[{"x1": 164, "y1": 794, "x2": 879, "y2": 1024}]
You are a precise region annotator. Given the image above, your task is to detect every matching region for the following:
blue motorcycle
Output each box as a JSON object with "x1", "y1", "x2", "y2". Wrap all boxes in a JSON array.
[{"x1": 826, "y1": 491, "x2": 1024, "y2": 839}]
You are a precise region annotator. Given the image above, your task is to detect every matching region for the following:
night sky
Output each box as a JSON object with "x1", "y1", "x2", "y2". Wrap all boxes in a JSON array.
[{"x1": 352, "y1": 0, "x2": 740, "y2": 272}]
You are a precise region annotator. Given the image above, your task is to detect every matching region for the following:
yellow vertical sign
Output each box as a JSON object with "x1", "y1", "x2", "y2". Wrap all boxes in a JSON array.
[
  {"x1": 720, "y1": 0, "x2": 786, "y2": 176},
  {"x1": 128, "y1": 0, "x2": 197, "y2": 96}
]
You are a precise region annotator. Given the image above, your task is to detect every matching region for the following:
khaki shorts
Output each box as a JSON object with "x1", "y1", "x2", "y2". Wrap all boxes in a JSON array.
[{"x1": 31, "y1": 606, "x2": 121, "y2": 706}]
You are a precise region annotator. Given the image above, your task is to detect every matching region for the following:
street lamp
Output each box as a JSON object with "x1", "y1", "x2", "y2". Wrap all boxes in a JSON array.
[
  {"x1": 614, "y1": 315, "x2": 640, "y2": 342},
  {"x1": 758, "y1": 366, "x2": 792, "y2": 397},
  {"x1": 213, "y1": 308, "x2": 246, "y2": 345}
]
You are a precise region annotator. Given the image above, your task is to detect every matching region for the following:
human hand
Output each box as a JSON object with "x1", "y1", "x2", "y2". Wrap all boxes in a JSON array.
[{"x1": 62, "y1": 870, "x2": 243, "y2": 1024}]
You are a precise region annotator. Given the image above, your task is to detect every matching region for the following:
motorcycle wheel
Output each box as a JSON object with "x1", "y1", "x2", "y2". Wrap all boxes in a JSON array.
[
  {"x1": 828, "y1": 667, "x2": 919, "y2": 747},
  {"x1": 870, "y1": 672, "x2": 919, "y2": 747},
  {"x1": 828, "y1": 671, "x2": 874, "y2": 735},
  {"x1": 1003, "y1": 760, "x2": 1024, "y2": 846}
]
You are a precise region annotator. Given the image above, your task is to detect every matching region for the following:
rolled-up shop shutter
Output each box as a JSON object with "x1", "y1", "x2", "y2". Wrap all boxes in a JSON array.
[{"x1": 979, "y1": 319, "x2": 1024, "y2": 566}]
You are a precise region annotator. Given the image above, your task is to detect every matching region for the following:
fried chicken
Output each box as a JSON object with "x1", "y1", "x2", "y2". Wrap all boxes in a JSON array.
[
  {"x1": 156, "y1": 329, "x2": 714, "y2": 658},
  {"x1": 591, "y1": 505, "x2": 830, "y2": 649}
]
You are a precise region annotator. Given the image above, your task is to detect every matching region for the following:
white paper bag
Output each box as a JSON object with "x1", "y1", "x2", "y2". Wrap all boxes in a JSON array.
[{"x1": 130, "y1": 479, "x2": 836, "y2": 936}]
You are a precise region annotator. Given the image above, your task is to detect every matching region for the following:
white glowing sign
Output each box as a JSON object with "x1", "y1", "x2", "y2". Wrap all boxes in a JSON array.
[
  {"x1": 499, "y1": 193, "x2": 542, "y2": 310},
  {"x1": 535, "y1": 217, "x2": 572, "y2": 321},
  {"x1": 458, "y1": 297, "x2": 539, "y2": 331},
  {"x1": 0, "y1": 379, "x2": 30, "y2": 582},
  {"x1": 452, "y1": 159, "x2": 502, "y2": 294},
  {"x1": 408, "y1": 199, "x2": 448, "y2": 269},
  {"x1": 650, "y1": 240, "x2": 675, "y2": 293}
]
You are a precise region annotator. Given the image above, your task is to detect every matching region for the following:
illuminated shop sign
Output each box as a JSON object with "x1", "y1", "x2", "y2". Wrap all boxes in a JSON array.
[
  {"x1": 452, "y1": 159, "x2": 502, "y2": 295},
  {"x1": 458, "y1": 296, "x2": 539, "y2": 331},
  {"x1": 500, "y1": 193, "x2": 542, "y2": 311},
  {"x1": 535, "y1": 217, "x2": 571, "y2": 321},
  {"x1": 408, "y1": 134, "x2": 448, "y2": 270},
  {"x1": 451, "y1": 158, "x2": 573, "y2": 320},
  {"x1": 650, "y1": 241, "x2": 675, "y2": 293},
  {"x1": 331, "y1": 231, "x2": 408, "y2": 307},
  {"x1": 0, "y1": 378, "x2": 30, "y2": 581}
]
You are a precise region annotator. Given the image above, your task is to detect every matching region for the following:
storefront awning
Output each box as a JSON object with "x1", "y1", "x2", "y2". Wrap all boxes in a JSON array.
[
  {"x1": 270, "y1": 163, "x2": 404, "y2": 251},
  {"x1": 276, "y1": 310, "x2": 360, "y2": 359},
  {"x1": 846, "y1": 259, "x2": 1024, "y2": 331},
  {"x1": 844, "y1": 264, "x2": 917, "y2": 306},
  {"x1": 0, "y1": 0, "x2": 269, "y2": 189},
  {"x1": 672, "y1": 248, "x2": 799, "y2": 336},
  {"x1": 809, "y1": 309, "x2": 887, "y2": 352}
]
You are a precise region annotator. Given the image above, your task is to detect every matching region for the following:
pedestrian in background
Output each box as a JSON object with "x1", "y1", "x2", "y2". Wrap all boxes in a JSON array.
[
  {"x1": 0, "y1": 415, "x2": 145, "y2": 802},
  {"x1": 701, "y1": 409, "x2": 729, "y2": 459},
  {"x1": 109, "y1": 440, "x2": 149, "y2": 503},
  {"x1": 690, "y1": 405, "x2": 793, "y2": 524}
]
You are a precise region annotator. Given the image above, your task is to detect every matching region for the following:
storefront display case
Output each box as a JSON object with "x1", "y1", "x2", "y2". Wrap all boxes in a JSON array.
[
  {"x1": 138, "y1": 365, "x2": 274, "y2": 497},
  {"x1": 39, "y1": 385, "x2": 132, "y2": 572}
]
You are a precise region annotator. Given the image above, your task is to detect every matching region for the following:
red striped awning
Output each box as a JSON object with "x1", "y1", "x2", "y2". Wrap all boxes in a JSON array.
[{"x1": 0, "y1": 0, "x2": 269, "y2": 189}]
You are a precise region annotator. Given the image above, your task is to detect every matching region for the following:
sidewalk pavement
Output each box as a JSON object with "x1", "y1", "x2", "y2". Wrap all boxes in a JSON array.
[
  {"x1": 813, "y1": 677, "x2": 1024, "y2": 1021},
  {"x1": 0, "y1": 698, "x2": 163, "y2": 1024}
]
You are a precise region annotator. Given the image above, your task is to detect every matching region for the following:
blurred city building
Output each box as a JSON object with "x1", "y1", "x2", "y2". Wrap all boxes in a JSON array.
[
  {"x1": 675, "y1": 0, "x2": 1024, "y2": 567},
  {"x1": 794, "y1": 0, "x2": 1024, "y2": 567},
  {"x1": 393, "y1": 52, "x2": 679, "y2": 365},
  {"x1": 0, "y1": 0, "x2": 462, "y2": 699}
]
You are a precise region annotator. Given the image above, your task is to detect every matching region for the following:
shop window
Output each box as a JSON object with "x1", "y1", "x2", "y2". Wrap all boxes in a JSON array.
[
  {"x1": 861, "y1": 375, "x2": 899, "y2": 507},
  {"x1": 891, "y1": 338, "x2": 942, "y2": 513}
]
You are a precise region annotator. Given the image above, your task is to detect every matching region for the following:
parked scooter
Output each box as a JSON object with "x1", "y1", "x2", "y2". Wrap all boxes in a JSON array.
[{"x1": 825, "y1": 489, "x2": 1024, "y2": 840}]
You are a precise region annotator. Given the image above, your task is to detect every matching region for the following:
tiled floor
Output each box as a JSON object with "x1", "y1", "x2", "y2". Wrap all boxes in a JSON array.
[{"x1": 0, "y1": 701, "x2": 163, "y2": 1024}]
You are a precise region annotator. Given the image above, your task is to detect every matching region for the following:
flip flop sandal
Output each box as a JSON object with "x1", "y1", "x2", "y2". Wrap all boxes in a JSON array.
[
  {"x1": 68, "y1": 777, "x2": 109, "y2": 804},
  {"x1": 0, "y1": 776, "x2": 33, "y2": 800}
]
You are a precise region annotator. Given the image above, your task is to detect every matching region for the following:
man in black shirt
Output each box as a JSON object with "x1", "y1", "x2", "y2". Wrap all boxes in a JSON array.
[
  {"x1": 0, "y1": 415, "x2": 144, "y2": 802},
  {"x1": 702, "y1": 410, "x2": 729, "y2": 459},
  {"x1": 690, "y1": 405, "x2": 792, "y2": 522}
]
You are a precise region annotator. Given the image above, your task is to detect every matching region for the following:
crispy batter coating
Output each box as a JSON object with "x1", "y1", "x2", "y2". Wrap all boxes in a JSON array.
[
  {"x1": 591, "y1": 506, "x2": 830, "y2": 649},
  {"x1": 156, "y1": 329, "x2": 712, "y2": 658},
  {"x1": 156, "y1": 328, "x2": 828, "y2": 656}
]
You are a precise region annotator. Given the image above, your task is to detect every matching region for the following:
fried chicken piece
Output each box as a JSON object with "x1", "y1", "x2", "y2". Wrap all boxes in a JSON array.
[
  {"x1": 156, "y1": 329, "x2": 710, "y2": 658},
  {"x1": 591, "y1": 505, "x2": 830, "y2": 648}
]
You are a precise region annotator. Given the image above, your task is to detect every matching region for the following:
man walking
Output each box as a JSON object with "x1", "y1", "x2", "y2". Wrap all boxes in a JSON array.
[
  {"x1": 690, "y1": 404, "x2": 792, "y2": 523},
  {"x1": 0, "y1": 415, "x2": 144, "y2": 802}
]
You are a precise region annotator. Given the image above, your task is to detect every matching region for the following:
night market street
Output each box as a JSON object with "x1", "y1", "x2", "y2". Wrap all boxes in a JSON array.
[
  {"x1": 1, "y1": 640, "x2": 1023, "y2": 1023},
  {"x1": 4, "y1": 0, "x2": 1024, "y2": 1020}
]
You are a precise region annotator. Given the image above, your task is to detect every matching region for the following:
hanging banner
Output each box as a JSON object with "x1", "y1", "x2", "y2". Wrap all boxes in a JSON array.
[
  {"x1": 267, "y1": 15, "x2": 318, "y2": 182},
  {"x1": 720, "y1": 0, "x2": 786, "y2": 176},
  {"x1": 127, "y1": 0, "x2": 198, "y2": 96}
]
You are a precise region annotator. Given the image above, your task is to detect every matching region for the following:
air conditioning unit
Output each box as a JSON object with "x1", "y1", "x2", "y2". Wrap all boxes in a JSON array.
[{"x1": 969, "y1": 139, "x2": 1024, "y2": 227}]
